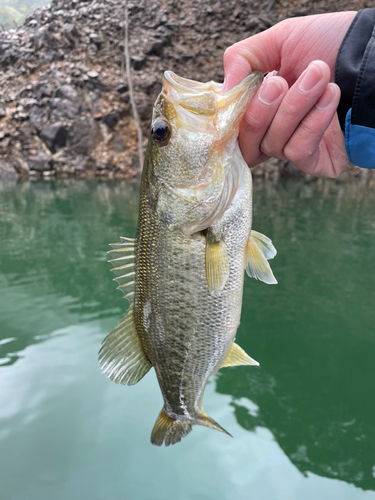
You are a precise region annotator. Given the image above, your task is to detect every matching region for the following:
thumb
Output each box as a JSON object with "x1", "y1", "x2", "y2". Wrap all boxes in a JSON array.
[{"x1": 222, "y1": 25, "x2": 285, "y2": 92}]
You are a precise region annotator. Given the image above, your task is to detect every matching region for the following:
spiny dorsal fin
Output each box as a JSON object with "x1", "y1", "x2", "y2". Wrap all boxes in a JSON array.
[
  {"x1": 205, "y1": 237, "x2": 230, "y2": 293},
  {"x1": 245, "y1": 234, "x2": 277, "y2": 285},
  {"x1": 221, "y1": 342, "x2": 259, "y2": 368},
  {"x1": 98, "y1": 306, "x2": 151, "y2": 386},
  {"x1": 251, "y1": 230, "x2": 277, "y2": 260},
  {"x1": 108, "y1": 236, "x2": 136, "y2": 299}
]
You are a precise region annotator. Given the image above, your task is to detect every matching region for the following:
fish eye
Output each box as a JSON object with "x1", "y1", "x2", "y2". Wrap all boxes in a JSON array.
[{"x1": 151, "y1": 120, "x2": 171, "y2": 145}]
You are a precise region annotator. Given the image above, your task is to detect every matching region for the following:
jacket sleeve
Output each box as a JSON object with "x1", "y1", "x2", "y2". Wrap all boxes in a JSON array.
[{"x1": 335, "y1": 9, "x2": 375, "y2": 169}]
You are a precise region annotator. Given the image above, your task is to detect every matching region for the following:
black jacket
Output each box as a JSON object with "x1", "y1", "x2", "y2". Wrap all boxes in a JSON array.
[{"x1": 335, "y1": 8, "x2": 375, "y2": 169}]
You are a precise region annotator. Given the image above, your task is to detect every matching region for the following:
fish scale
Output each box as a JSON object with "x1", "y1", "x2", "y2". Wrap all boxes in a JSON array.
[{"x1": 99, "y1": 70, "x2": 278, "y2": 446}]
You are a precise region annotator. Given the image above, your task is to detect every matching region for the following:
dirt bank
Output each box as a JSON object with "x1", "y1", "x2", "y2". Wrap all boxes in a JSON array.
[{"x1": 0, "y1": 0, "x2": 372, "y2": 180}]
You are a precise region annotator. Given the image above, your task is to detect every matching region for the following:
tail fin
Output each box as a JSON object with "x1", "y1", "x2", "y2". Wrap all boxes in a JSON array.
[
  {"x1": 150, "y1": 408, "x2": 232, "y2": 447},
  {"x1": 196, "y1": 411, "x2": 232, "y2": 437},
  {"x1": 151, "y1": 409, "x2": 192, "y2": 446}
]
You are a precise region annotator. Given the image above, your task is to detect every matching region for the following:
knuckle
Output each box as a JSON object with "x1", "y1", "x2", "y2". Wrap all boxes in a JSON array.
[
  {"x1": 283, "y1": 143, "x2": 310, "y2": 164},
  {"x1": 243, "y1": 110, "x2": 264, "y2": 133},
  {"x1": 282, "y1": 99, "x2": 303, "y2": 121},
  {"x1": 260, "y1": 137, "x2": 274, "y2": 158}
]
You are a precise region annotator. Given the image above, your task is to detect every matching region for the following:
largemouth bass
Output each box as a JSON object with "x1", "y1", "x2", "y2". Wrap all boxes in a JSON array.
[{"x1": 99, "y1": 70, "x2": 277, "y2": 446}]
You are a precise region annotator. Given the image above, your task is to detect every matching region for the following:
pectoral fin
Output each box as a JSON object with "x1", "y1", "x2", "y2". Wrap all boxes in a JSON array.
[
  {"x1": 251, "y1": 230, "x2": 277, "y2": 260},
  {"x1": 245, "y1": 232, "x2": 277, "y2": 285},
  {"x1": 205, "y1": 237, "x2": 230, "y2": 293},
  {"x1": 98, "y1": 306, "x2": 151, "y2": 386},
  {"x1": 221, "y1": 342, "x2": 259, "y2": 368}
]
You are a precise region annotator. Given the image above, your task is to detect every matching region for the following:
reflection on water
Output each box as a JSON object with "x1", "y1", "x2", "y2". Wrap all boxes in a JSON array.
[
  {"x1": 217, "y1": 179, "x2": 375, "y2": 491},
  {"x1": 0, "y1": 179, "x2": 374, "y2": 499},
  {"x1": 0, "y1": 180, "x2": 139, "y2": 364}
]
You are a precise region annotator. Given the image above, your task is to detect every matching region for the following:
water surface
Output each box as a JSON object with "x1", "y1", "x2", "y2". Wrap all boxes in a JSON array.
[{"x1": 0, "y1": 178, "x2": 374, "y2": 500}]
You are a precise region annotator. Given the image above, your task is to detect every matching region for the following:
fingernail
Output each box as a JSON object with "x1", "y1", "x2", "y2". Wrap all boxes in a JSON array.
[
  {"x1": 258, "y1": 78, "x2": 283, "y2": 105},
  {"x1": 265, "y1": 70, "x2": 279, "y2": 79},
  {"x1": 299, "y1": 63, "x2": 323, "y2": 92},
  {"x1": 316, "y1": 83, "x2": 337, "y2": 110}
]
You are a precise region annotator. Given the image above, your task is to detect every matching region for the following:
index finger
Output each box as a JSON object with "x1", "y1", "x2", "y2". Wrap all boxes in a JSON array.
[
  {"x1": 222, "y1": 48, "x2": 254, "y2": 93},
  {"x1": 222, "y1": 26, "x2": 285, "y2": 92}
]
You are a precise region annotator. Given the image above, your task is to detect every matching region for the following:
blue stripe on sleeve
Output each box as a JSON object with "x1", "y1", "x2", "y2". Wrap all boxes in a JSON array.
[{"x1": 345, "y1": 109, "x2": 375, "y2": 169}]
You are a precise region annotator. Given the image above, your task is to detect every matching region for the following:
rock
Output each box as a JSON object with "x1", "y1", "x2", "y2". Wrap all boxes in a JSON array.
[
  {"x1": 19, "y1": 121, "x2": 37, "y2": 141},
  {"x1": 27, "y1": 150, "x2": 52, "y2": 171},
  {"x1": 29, "y1": 105, "x2": 48, "y2": 131},
  {"x1": 137, "y1": 102, "x2": 153, "y2": 121},
  {"x1": 145, "y1": 38, "x2": 165, "y2": 57},
  {"x1": 33, "y1": 83, "x2": 53, "y2": 99},
  {"x1": 87, "y1": 70, "x2": 99, "y2": 78},
  {"x1": 51, "y1": 98, "x2": 80, "y2": 119},
  {"x1": 0, "y1": 137, "x2": 10, "y2": 151},
  {"x1": 0, "y1": 102, "x2": 6, "y2": 119},
  {"x1": 0, "y1": 161, "x2": 19, "y2": 180},
  {"x1": 40, "y1": 122, "x2": 68, "y2": 152},
  {"x1": 89, "y1": 33, "x2": 102, "y2": 49},
  {"x1": 0, "y1": 47, "x2": 18, "y2": 67},
  {"x1": 55, "y1": 84, "x2": 79, "y2": 102},
  {"x1": 12, "y1": 156, "x2": 30, "y2": 177},
  {"x1": 102, "y1": 111, "x2": 120, "y2": 129},
  {"x1": 33, "y1": 27, "x2": 52, "y2": 49},
  {"x1": 131, "y1": 55, "x2": 146, "y2": 70},
  {"x1": 112, "y1": 134, "x2": 126, "y2": 152},
  {"x1": 63, "y1": 23, "x2": 79, "y2": 46},
  {"x1": 116, "y1": 81, "x2": 129, "y2": 94},
  {"x1": 68, "y1": 117, "x2": 102, "y2": 155},
  {"x1": 79, "y1": 77, "x2": 108, "y2": 92}
]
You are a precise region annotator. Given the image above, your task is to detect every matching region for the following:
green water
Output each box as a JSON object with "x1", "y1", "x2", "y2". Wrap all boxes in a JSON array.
[{"x1": 0, "y1": 178, "x2": 374, "y2": 500}]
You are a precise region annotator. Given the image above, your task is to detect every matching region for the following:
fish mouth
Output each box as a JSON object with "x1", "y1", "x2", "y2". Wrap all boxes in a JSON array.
[
  {"x1": 162, "y1": 70, "x2": 263, "y2": 118},
  {"x1": 164, "y1": 71, "x2": 223, "y2": 95},
  {"x1": 163, "y1": 70, "x2": 263, "y2": 97}
]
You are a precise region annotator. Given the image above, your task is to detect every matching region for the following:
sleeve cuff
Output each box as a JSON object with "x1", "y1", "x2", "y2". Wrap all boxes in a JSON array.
[
  {"x1": 345, "y1": 109, "x2": 375, "y2": 169},
  {"x1": 335, "y1": 9, "x2": 375, "y2": 130}
]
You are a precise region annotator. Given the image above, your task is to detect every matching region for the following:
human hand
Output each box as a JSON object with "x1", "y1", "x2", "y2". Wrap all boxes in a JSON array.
[{"x1": 223, "y1": 12, "x2": 357, "y2": 177}]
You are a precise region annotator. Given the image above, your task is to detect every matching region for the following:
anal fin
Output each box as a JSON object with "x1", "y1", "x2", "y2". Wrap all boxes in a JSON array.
[
  {"x1": 99, "y1": 306, "x2": 151, "y2": 386},
  {"x1": 221, "y1": 342, "x2": 259, "y2": 368}
]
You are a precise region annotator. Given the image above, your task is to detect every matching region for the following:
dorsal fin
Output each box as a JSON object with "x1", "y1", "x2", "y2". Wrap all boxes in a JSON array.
[
  {"x1": 100, "y1": 235, "x2": 150, "y2": 385},
  {"x1": 108, "y1": 236, "x2": 136, "y2": 300}
]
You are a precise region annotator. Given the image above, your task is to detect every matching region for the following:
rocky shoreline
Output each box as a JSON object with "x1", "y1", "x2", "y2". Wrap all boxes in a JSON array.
[{"x1": 0, "y1": 0, "x2": 373, "y2": 181}]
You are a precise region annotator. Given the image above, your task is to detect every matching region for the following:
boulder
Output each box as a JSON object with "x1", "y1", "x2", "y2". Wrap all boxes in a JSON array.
[
  {"x1": 27, "y1": 150, "x2": 52, "y2": 171},
  {"x1": 40, "y1": 122, "x2": 68, "y2": 152}
]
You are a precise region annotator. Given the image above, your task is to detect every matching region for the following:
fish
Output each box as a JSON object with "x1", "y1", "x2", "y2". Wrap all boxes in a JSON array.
[{"x1": 99, "y1": 70, "x2": 277, "y2": 446}]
